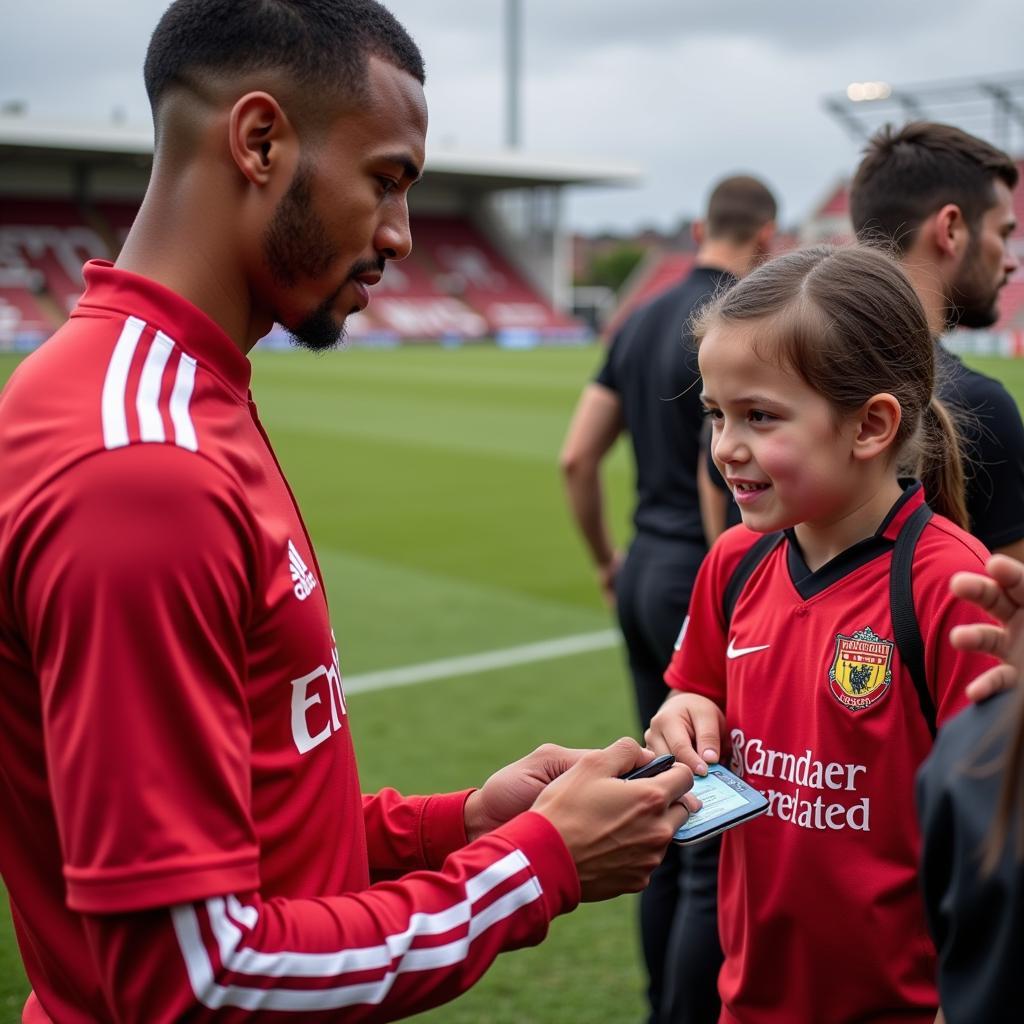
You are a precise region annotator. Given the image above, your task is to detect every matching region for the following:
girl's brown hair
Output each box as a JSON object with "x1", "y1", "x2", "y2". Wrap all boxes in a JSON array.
[{"x1": 693, "y1": 245, "x2": 967, "y2": 528}]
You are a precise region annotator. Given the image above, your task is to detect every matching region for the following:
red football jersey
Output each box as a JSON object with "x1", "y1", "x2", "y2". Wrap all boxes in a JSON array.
[
  {"x1": 0, "y1": 262, "x2": 579, "y2": 1022},
  {"x1": 664, "y1": 484, "x2": 997, "y2": 1024}
]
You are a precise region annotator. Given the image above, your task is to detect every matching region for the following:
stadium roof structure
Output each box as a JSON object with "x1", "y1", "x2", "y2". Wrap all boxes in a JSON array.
[
  {"x1": 822, "y1": 71, "x2": 1024, "y2": 156},
  {"x1": 0, "y1": 117, "x2": 641, "y2": 191}
]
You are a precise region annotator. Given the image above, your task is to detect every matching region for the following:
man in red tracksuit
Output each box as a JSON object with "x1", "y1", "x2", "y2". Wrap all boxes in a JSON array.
[{"x1": 0, "y1": 3, "x2": 696, "y2": 1021}]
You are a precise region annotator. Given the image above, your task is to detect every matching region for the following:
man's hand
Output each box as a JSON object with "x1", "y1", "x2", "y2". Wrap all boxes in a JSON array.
[
  {"x1": 531, "y1": 738, "x2": 698, "y2": 901},
  {"x1": 645, "y1": 691, "x2": 725, "y2": 776},
  {"x1": 951, "y1": 553, "x2": 1024, "y2": 702},
  {"x1": 464, "y1": 744, "x2": 589, "y2": 841},
  {"x1": 597, "y1": 550, "x2": 624, "y2": 609}
]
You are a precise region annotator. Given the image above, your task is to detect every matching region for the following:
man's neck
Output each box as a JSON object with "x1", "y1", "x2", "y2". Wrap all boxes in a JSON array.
[
  {"x1": 694, "y1": 240, "x2": 755, "y2": 280},
  {"x1": 899, "y1": 256, "x2": 949, "y2": 338},
  {"x1": 116, "y1": 176, "x2": 267, "y2": 355}
]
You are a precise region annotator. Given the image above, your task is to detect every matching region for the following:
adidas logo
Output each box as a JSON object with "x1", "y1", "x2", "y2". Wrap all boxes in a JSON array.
[{"x1": 288, "y1": 539, "x2": 317, "y2": 601}]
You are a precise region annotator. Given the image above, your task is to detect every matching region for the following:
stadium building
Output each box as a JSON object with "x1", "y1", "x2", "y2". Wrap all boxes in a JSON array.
[{"x1": 0, "y1": 115, "x2": 639, "y2": 350}]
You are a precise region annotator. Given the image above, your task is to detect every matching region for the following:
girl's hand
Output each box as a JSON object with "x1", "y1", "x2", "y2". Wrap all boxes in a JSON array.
[
  {"x1": 645, "y1": 691, "x2": 726, "y2": 776},
  {"x1": 950, "y1": 554, "x2": 1024, "y2": 702}
]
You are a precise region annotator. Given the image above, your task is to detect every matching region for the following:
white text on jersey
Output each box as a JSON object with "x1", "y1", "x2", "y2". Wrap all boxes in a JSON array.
[
  {"x1": 291, "y1": 644, "x2": 346, "y2": 755},
  {"x1": 730, "y1": 728, "x2": 870, "y2": 832},
  {"x1": 288, "y1": 539, "x2": 317, "y2": 601}
]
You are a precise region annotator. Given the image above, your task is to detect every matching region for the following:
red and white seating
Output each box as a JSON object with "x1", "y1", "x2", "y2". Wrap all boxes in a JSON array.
[{"x1": 0, "y1": 198, "x2": 579, "y2": 344}]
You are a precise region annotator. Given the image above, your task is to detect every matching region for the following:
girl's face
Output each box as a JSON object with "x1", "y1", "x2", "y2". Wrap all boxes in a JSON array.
[{"x1": 699, "y1": 320, "x2": 865, "y2": 538}]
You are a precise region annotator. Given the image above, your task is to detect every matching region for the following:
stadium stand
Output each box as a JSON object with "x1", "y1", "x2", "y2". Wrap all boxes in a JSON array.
[
  {"x1": 0, "y1": 198, "x2": 584, "y2": 345},
  {"x1": 1, "y1": 119, "x2": 643, "y2": 347},
  {"x1": 4, "y1": 118, "x2": 1020, "y2": 350},
  {"x1": 92, "y1": 200, "x2": 139, "y2": 246},
  {"x1": 798, "y1": 180, "x2": 852, "y2": 246},
  {"x1": 412, "y1": 215, "x2": 581, "y2": 337},
  {"x1": 348, "y1": 217, "x2": 491, "y2": 341},
  {"x1": 0, "y1": 198, "x2": 112, "y2": 315},
  {"x1": 0, "y1": 283, "x2": 53, "y2": 349}
]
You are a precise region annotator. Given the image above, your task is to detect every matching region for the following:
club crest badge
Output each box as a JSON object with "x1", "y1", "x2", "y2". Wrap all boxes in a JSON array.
[{"x1": 828, "y1": 626, "x2": 893, "y2": 712}]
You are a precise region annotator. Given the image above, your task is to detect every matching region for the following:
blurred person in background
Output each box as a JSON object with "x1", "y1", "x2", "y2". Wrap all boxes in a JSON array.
[
  {"x1": 0, "y1": 2, "x2": 701, "y2": 1022},
  {"x1": 850, "y1": 121, "x2": 1024, "y2": 561},
  {"x1": 917, "y1": 552, "x2": 1024, "y2": 1023},
  {"x1": 560, "y1": 175, "x2": 776, "y2": 1024}
]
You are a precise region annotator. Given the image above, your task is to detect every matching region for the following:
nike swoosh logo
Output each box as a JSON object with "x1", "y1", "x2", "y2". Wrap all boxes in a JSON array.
[{"x1": 726, "y1": 639, "x2": 770, "y2": 659}]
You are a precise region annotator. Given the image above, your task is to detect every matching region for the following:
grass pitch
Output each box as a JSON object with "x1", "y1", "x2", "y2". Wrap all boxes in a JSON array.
[{"x1": 1, "y1": 347, "x2": 1022, "y2": 1023}]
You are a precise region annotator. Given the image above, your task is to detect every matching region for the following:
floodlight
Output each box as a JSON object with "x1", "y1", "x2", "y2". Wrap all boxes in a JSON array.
[{"x1": 847, "y1": 81, "x2": 893, "y2": 103}]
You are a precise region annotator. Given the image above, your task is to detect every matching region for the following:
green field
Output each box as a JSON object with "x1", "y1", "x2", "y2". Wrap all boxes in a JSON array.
[{"x1": 1, "y1": 346, "x2": 1023, "y2": 1024}]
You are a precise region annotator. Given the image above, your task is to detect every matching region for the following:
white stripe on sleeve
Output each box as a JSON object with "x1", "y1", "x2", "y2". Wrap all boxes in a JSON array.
[
  {"x1": 101, "y1": 316, "x2": 145, "y2": 450},
  {"x1": 136, "y1": 330, "x2": 175, "y2": 443},
  {"x1": 169, "y1": 351, "x2": 199, "y2": 452},
  {"x1": 171, "y1": 850, "x2": 542, "y2": 1012}
]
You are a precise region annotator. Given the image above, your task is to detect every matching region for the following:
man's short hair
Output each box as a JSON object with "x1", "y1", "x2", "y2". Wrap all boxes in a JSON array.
[
  {"x1": 705, "y1": 176, "x2": 778, "y2": 243},
  {"x1": 144, "y1": 0, "x2": 424, "y2": 123},
  {"x1": 850, "y1": 122, "x2": 1018, "y2": 252}
]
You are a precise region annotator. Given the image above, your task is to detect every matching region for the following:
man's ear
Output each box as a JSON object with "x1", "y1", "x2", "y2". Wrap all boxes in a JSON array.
[
  {"x1": 754, "y1": 220, "x2": 775, "y2": 256},
  {"x1": 692, "y1": 220, "x2": 706, "y2": 247},
  {"x1": 924, "y1": 203, "x2": 971, "y2": 263},
  {"x1": 228, "y1": 91, "x2": 298, "y2": 186},
  {"x1": 852, "y1": 393, "x2": 902, "y2": 462}
]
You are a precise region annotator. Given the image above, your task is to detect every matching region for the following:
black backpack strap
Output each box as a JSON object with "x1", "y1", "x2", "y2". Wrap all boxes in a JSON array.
[
  {"x1": 722, "y1": 531, "x2": 785, "y2": 625},
  {"x1": 889, "y1": 503, "x2": 936, "y2": 738}
]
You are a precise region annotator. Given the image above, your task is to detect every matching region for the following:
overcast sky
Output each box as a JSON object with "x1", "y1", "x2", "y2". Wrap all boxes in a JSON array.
[{"x1": 2, "y1": 0, "x2": 1023, "y2": 233}]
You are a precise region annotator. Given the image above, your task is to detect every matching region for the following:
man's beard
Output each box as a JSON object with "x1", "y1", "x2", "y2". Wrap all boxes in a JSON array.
[
  {"x1": 291, "y1": 287, "x2": 349, "y2": 352},
  {"x1": 262, "y1": 161, "x2": 348, "y2": 352},
  {"x1": 946, "y1": 231, "x2": 1004, "y2": 330}
]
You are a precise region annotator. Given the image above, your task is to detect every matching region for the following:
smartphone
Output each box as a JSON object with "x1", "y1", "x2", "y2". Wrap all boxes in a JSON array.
[
  {"x1": 619, "y1": 753, "x2": 676, "y2": 781},
  {"x1": 672, "y1": 763, "x2": 767, "y2": 845}
]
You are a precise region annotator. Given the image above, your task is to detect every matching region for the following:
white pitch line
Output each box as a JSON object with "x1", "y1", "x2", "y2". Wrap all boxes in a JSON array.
[{"x1": 344, "y1": 629, "x2": 621, "y2": 694}]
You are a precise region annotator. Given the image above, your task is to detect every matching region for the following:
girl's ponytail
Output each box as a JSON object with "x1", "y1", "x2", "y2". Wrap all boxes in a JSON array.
[{"x1": 919, "y1": 396, "x2": 968, "y2": 530}]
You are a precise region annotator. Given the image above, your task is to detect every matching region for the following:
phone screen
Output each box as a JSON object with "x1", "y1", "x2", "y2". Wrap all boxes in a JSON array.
[{"x1": 673, "y1": 764, "x2": 767, "y2": 843}]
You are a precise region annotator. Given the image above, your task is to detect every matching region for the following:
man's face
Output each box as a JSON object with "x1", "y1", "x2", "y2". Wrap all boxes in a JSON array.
[
  {"x1": 948, "y1": 179, "x2": 1019, "y2": 330},
  {"x1": 262, "y1": 56, "x2": 427, "y2": 350}
]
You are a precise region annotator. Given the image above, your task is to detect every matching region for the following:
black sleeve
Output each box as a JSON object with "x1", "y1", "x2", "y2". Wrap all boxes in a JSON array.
[
  {"x1": 915, "y1": 747, "x2": 955, "y2": 960},
  {"x1": 594, "y1": 331, "x2": 623, "y2": 393},
  {"x1": 958, "y1": 380, "x2": 1024, "y2": 550},
  {"x1": 915, "y1": 694, "x2": 1023, "y2": 1024}
]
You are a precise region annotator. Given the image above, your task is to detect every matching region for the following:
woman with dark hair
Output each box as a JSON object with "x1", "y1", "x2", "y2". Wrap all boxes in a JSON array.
[{"x1": 917, "y1": 554, "x2": 1024, "y2": 1024}]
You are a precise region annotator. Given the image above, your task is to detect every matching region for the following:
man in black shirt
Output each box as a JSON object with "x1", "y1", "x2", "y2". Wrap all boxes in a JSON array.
[
  {"x1": 850, "y1": 122, "x2": 1024, "y2": 560},
  {"x1": 560, "y1": 175, "x2": 776, "y2": 1024}
]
